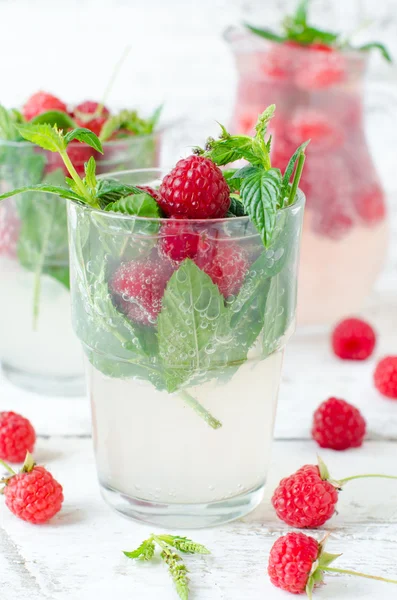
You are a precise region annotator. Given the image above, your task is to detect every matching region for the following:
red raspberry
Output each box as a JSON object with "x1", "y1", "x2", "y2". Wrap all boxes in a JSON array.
[
  {"x1": 159, "y1": 156, "x2": 230, "y2": 219},
  {"x1": 260, "y1": 41, "x2": 298, "y2": 81},
  {"x1": 353, "y1": 184, "x2": 386, "y2": 225},
  {"x1": 272, "y1": 464, "x2": 339, "y2": 528},
  {"x1": 332, "y1": 317, "x2": 376, "y2": 360},
  {"x1": 137, "y1": 185, "x2": 161, "y2": 202},
  {"x1": 312, "y1": 397, "x2": 366, "y2": 450},
  {"x1": 159, "y1": 218, "x2": 200, "y2": 264},
  {"x1": 23, "y1": 91, "x2": 68, "y2": 121},
  {"x1": 73, "y1": 100, "x2": 110, "y2": 137},
  {"x1": 268, "y1": 532, "x2": 320, "y2": 594},
  {"x1": 288, "y1": 109, "x2": 344, "y2": 150},
  {"x1": 0, "y1": 412, "x2": 36, "y2": 463},
  {"x1": 196, "y1": 238, "x2": 249, "y2": 298},
  {"x1": 295, "y1": 46, "x2": 346, "y2": 90},
  {"x1": 110, "y1": 255, "x2": 174, "y2": 326},
  {"x1": 374, "y1": 357, "x2": 397, "y2": 399}
]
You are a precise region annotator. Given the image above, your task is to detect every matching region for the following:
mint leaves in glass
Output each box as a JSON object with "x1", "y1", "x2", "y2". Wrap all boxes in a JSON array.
[
  {"x1": 0, "y1": 94, "x2": 163, "y2": 395},
  {"x1": 0, "y1": 107, "x2": 306, "y2": 526}
]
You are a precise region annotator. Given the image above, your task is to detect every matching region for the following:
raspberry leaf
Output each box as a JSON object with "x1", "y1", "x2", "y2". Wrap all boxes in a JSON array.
[
  {"x1": 31, "y1": 110, "x2": 76, "y2": 130},
  {"x1": 17, "y1": 123, "x2": 67, "y2": 153},
  {"x1": 64, "y1": 128, "x2": 103, "y2": 154},
  {"x1": 239, "y1": 167, "x2": 282, "y2": 247}
]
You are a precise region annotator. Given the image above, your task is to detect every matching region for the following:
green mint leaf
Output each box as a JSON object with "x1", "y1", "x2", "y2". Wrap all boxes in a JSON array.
[
  {"x1": 281, "y1": 141, "x2": 310, "y2": 199},
  {"x1": 99, "y1": 109, "x2": 157, "y2": 142},
  {"x1": 124, "y1": 540, "x2": 155, "y2": 561},
  {"x1": 84, "y1": 156, "x2": 97, "y2": 190},
  {"x1": 254, "y1": 104, "x2": 275, "y2": 142},
  {"x1": 157, "y1": 259, "x2": 228, "y2": 393},
  {"x1": 159, "y1": 536, "x2": 210, "y2": 555},
  {"x1": 244, "y1": 24, "x2": 286, "y2": 43},
  {"x1": 228, "y1": 195, "x2": 246, "y2": 216},
  {"x1": 222, "y1": 168, "x2": 241, "y2": 193},
  {"x1": 160, "y1": 547, "x2": 189, "y2": 600},
  {"x1": 105, "y1": 192, "x2": 161, "y2": 218},
  {"x1": 0, "y1": 184, "x2": 85, "y2": 203},
  {"x1": 294, "y1": 0, "x2": 310, "y2": 26},
  {"x1": 30, "y1": 110, "x2": 76, "y2": 130},
  {"x1": 64, "y1": 128, "x2": 103, "y2": 154},
  {"x1": 17, "y1": 123, "x2": 67, "y2": 153},
  {"x1": 262, "y1": 269, "x2": 294, "y2": 355},
  {"x1": 239, "y1": 167, "x2": 282, "y2": 247},
  {"x1": 44, "y1": 265, "x2": 70, "y2": 290},
  {"x1": 356, "y1": 42, "x2": 393, "y2": 62},
  {"x1": 95, "y1": 178, "x2": 144, "y2": 208},
  {"x1": 284, "y1": 21, "x2": 338, "y2": 46},
  {"x1": 0, "y1": 105, "x2": 22, "y2": 140}
]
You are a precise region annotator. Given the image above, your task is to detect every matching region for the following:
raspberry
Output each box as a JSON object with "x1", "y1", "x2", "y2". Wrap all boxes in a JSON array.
[
  {"x1": 272, "y1": 464, "x2": 339, "y2": 528},
  {"x1": 74, "y1": 100, "x2": 110, "y2": 137},
  {"x1": 332, "y1": 317, "x2": 376, "y2": 360},
  {"x1": 288, "y1": 109, "x2": 344, "y2": 150},
  {"x1": 110, "y1": 254, "x2": 174, "y2": 326},
  {"x1": 295, "y1": 46, "x2": 346, "y2": 90},
  {"x1": 268, "y1": 532, "x2": 319, "y2": 594},
  {"x1": 312, "y1": 397, "x2": 366, "y2": 450},
  {"x1": 196, "y1": 238, "x2": 249, "y2": 298},
  {"x1": 137, "y1": 185, "x2": 161, "y2": 202},
  {"x1": 23, "y1": 91, "x2": 68, "y2": 121},
  {"x1": 260, "y1": 41, "x2": 297, "y2": 81},
  {"x1": 1, "y1": 454, "x2": 63, "y2": 524},
  {"x1": 0, "y1": 412, "x2": 36, "y2": 463},
  {"x1": 159, "y1": 218, "x2": 200, "y2": 264},
  {"x1": 374, "y1": 357, "x2": 397, "y2": 399},
  {"x1": 159, "y1": 156, "x2": 230, "y2": 219},
  {"x1": 353, "y1": 184, "x2": 386, "y2": 225}
]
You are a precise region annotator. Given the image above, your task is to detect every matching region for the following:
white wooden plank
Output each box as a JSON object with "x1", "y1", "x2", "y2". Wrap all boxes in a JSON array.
[{"x1": 1, "y1": 438, "x2": 397, "y2": 600}]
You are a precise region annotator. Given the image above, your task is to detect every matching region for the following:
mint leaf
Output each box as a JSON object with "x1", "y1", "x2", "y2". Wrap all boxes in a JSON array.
[
  {"x1": 356, "y1": 42, "x2": 392, "y2": 62},
  {"x1": 239, "y1": 167, "x2": 282, "y2": 247},
  {"x1": 99, "y1": 109, "x2": 158, "y2": 142},
  {"x1": 294, "y1": 0, "x2": 310, "y2": 26},
  {"x1": 124, "y1": 540, "x2": 155, "y2": 561},
  {"x1": 31, "y1": 110, "x2": 76, "y2": 129},
  {"x1": 0, "y1": 105, "x2": 23, "y2": 140},
  {"x1": 157, "y1": 259, "x2": 229, "y2": 393},
  {"x1": 105, "y1": 192, "x2": 161, "y2": 218},
  {"x1": 244, "y1": 24, "x2": 286, "y2": 43},
  {"x1": 281, "y1": 141, "x2": 310, "y2": 199},
  {"x1": 17, "y1": 123, "x2": 66, "y2": 153},
  {"x1": 160, "y1": 547, "x2": 189, "y2": 600},
  {"x1": 228, "y1": 195, "x2": 246, "y2": 216},
  {"x1": 84, "y1": 156, "x2": 97, "y2": 190},
  {"x1": 0, "y1": 184, "x2": 85, "y2": 203},
  {"x1": 64, "y1": 128, "x2": 103, "y2": 154},
  {"x1": 262, "y1": 269, "x2": 295, "y2": 355},
  {"x1": 159, "y1": 536, "x2": 210, "y2": 555},
  {"x1": 95, "y1": 178, "x2": 144, "y2": 208}
]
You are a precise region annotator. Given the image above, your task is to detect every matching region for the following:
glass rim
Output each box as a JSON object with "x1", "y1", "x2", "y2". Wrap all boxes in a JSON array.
[
  {"x1": 73, "y1": 167, "x2": 306, "y2": 224},
  {"x1": 223, "y1": 26, "x2": 367, "y2": 61}
]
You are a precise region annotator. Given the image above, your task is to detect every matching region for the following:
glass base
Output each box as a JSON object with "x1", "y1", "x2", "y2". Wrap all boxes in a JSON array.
[
  {"x1": 2, "y1": 362, "x2": 85, "y2": 397},
  {"x1": 100, "y1": 482, "x2": 265, "y2": 528}
]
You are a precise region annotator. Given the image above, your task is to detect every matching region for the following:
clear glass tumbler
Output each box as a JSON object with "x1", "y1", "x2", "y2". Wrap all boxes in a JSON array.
[
  {"x1": 226, "y1": 29, "x2": 389, "y2": 327},
  {"x1": 0, "y1": 131, "x2": 164, "y2": 395},
  {"x1": 68, "y1": 168, "x2": 305, "y2": 527}
]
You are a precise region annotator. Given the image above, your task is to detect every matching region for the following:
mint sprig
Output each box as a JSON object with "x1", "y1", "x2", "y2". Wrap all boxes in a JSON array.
[
  {"x1": 245, "y1": 0, "x2": 392, "y2": 60},
  {"x1": 99, "y1": 105, "x2": 163, "y2": 141},
  {"x1": 196, "y1": 107, "x2": 307, "y2": 247},
  {"x1": 124, "y1": 534, "x2": 210, "y2": 600}
]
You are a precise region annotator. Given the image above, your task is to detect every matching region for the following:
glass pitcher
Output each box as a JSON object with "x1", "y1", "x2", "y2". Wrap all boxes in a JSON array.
[{"x1": 226, "y1": 28, "x2": 391, "y2": 327}]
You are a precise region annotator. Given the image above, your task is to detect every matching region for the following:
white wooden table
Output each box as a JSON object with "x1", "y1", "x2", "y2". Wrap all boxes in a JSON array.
[{"x1": 1, "y1": 284, "x2": 397, "y2": 600}]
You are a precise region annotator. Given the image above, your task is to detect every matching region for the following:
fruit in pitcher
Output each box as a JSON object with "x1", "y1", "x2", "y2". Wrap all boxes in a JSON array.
[
  {"x1": 159, "y1": 156, "x2": 230, "y2": 219},
  {"x1": 196, "y1": 238, "x2": 249, "y2": 298},
  {"x1": 73, "y1": 100, "x2": 110, "y2": 137},
  {"x1": 159, "y1": 218, "x2": 200, "y2": 264}
]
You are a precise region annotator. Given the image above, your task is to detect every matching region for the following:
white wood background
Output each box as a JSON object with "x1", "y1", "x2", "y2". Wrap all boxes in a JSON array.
[{"x1": 1, "y1": 0, "x2": 397, "y2": 598}]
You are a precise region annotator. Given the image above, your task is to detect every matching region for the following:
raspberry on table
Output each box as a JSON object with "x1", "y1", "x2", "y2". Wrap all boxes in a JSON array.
[
  {"x1": 1, "y1": 453, "x2": 63, "y2": 524},
  {"x1": 196, "y1": 238, "x2": 249, "y2": 298},
  {"x1": 23, "y1": 91, "x2": 68, "y2": 121},
  {"x1": 159, "y1": 155, "x2": 230, "y2": 219},
  {"x1": 0, "y1": 411, "x2": 36, "y2": 463},
  {"x1": 312, "y1": 397, "x2": 366, "y2": 450},
  {"x1": 110, "y1": 254, "x2": 174, "y2": 326},
  {"x1": 268, "y1": 532, "x2": 320, "y2": 594},
  {"x1": 332, "y1": 317, "x2": 376, "y2": 360},
  {"x1": 159, "y1": 218, "x2": 200, "y2": 264},
  {"x1": 272, "y1": 464, "x2": 339, "y2": 528},
  {"x1": 73, "y1": 100, "x2": 110, "y2": 137},
  {"x1": 374, "y1": 357, "x2": 397, "y2": 399}
]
